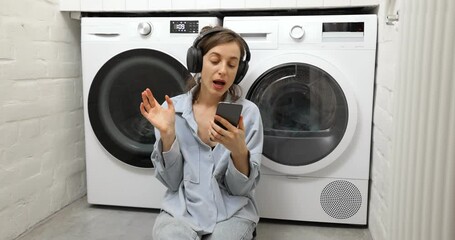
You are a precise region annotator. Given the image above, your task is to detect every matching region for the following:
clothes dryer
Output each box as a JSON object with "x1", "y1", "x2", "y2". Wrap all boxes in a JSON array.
[
  {"x1": 81, "y1": 17, "x2": 220, "y2": 208},
  {"x1": 224, "y1": 15, "x2": 377, "y2": 225}
]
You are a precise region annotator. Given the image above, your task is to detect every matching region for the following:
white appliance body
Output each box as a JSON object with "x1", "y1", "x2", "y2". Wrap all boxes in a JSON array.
[
  {"x1": 224, "y1": 15, "x2": 377, "y2": 224},
  {"x1": 81, "y1": 17, "x2": 220, "y2": 208}
]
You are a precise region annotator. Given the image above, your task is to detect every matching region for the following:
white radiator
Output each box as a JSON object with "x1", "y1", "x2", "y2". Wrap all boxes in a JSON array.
[{"x1": 389, "y1": 0, "x2": 455, "y2": 239}]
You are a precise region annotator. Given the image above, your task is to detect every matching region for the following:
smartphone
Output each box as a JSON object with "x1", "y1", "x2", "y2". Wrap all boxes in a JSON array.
[{"x1": 215, "y1": 102, "x2": 243, "y2": 130}]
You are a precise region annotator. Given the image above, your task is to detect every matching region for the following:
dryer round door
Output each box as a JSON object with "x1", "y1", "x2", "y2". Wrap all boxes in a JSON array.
[
  {"x1": 88, "y1": 48, "x2": 190, "y2": 168},
  {"x1": 244, "y1": 54, "x2": 358, "y2": 175}
]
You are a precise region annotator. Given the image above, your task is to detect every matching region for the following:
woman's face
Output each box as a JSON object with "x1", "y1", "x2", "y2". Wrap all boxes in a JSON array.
[{"x1": 200, "y1": 41, "x2": 241, "y2": 99}]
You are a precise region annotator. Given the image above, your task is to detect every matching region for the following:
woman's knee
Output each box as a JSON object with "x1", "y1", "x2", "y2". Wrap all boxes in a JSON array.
[
  {"x1": 153, "y1": 212, "x2": 199, "y2": 240},
  {"x1": 206, "y1": 217, "x2": 255, "y2": 240}
]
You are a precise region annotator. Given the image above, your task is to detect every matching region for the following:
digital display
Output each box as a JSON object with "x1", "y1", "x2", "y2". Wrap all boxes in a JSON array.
[
  {"x1": 323, "y1": 22, "x2": 364, "y2": 32},
  {"x1": 170, "y1": 21, "x2": 199, "y2": 33}
]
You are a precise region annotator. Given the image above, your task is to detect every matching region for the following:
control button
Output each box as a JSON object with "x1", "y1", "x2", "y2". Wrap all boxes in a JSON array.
[
  {"x1": 138, "y1": 22, "x2": 152, "y2": 36},
  {"x1": 290, "y1": 25, "x2": 305, "y2": 40}
]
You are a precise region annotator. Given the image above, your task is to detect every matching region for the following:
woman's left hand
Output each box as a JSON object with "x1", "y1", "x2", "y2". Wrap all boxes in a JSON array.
[{"x1": 209, "y1": 116, "x2": 250, "y2": 175}]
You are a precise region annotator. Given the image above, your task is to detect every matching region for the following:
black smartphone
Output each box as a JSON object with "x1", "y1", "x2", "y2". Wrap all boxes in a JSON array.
[{"x1": 215, "y1": 102, "x2": 243, "y2": 130}]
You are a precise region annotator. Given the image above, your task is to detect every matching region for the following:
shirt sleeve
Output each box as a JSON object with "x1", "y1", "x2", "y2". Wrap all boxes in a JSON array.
[
  {"x1": 151, "y1": 134, "x2": 183, "y2": 192},
  {"x1": 224, "y1": 104, "x2": 264, "y2": 196}
]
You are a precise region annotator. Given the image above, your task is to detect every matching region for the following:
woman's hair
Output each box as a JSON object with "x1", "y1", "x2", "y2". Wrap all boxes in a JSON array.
[{"x1": 186, "y1": 26, "x2": 245, "y2": 103}]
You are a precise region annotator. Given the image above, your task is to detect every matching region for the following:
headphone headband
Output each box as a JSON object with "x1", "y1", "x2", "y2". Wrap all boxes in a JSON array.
[{"x1": 192, "y1": 28, "x2": 251, "y2": 63}]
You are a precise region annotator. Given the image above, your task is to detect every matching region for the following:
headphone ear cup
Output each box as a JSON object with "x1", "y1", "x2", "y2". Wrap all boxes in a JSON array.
[
  {"x1": 234, "y1": 61, "x2": 249, "y2": 84},
  {"x1": 186, "y1": 46, "x2": 203, "y2": 73},
  {"x1": 194, "y1": 48, "x2": 203, "y2": 73}
]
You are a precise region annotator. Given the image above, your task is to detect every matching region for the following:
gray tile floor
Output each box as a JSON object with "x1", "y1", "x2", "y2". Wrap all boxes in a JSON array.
[{"x1": 16, "y1": 196, "x2": 373, "y2": 240}]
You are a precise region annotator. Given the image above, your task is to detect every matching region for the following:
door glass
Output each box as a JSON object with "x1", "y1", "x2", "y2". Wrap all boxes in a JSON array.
[
  {"x1": 247, "y1": 63, "x2": 348, "y2": 166},
  {"x1": 89, "y1": 49, "x2": 190, "y2": 168}
]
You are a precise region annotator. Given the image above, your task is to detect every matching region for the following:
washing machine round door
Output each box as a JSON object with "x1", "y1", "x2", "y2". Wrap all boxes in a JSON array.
[
  {"x1": 245, "y1": 54, "x2": 357, "y2": 175},
  {"x1": 88, "y1": 48, "x2": 190, "y2": 168}
]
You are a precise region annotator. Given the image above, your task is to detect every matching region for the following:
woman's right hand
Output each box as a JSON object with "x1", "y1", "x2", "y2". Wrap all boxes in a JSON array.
[{"x1": 140, "y1": 88, "x2": 176, "y2": 143}]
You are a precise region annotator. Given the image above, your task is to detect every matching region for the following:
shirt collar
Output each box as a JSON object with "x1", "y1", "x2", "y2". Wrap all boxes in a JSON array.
[{"x1": 174, "y1": 89, "x2": 194, "y2": 116}]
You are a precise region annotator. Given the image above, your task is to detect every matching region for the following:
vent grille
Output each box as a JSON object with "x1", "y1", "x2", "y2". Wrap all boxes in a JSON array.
[{"x1": 320, "y1": 180, "x2": 362, "y2": 219}]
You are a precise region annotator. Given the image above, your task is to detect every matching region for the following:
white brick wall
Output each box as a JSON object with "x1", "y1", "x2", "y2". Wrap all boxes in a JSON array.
[
  {"x1": 0, "y1": 0, "x2": 85, "y2": 239},
  {"x1": 368, "y1": 1, "x2": 401, "y2": 239}
]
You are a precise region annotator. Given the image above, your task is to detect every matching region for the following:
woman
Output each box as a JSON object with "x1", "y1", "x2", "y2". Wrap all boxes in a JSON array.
[{"x1": 140, "y1": 26, "x2": 263, "y2": 240}]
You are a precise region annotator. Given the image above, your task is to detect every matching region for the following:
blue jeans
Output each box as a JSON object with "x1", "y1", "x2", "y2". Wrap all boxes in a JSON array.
[{"x1": 152, "y1": 211, "x2": 256, "y2": 240}]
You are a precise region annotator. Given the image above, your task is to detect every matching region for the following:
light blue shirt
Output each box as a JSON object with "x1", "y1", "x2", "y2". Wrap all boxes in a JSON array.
[{"x1": 151, "y1": 89, "x2": 264, "y2": 234}]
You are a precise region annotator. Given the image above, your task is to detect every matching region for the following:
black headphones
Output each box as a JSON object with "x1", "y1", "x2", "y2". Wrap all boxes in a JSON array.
[{"x1": 186, "y1": 28, "x2": 251, "y2": 85}]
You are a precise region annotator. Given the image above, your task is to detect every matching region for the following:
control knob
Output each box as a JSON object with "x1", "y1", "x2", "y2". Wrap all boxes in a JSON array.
[
  {"x1": 138, "y1": 22, "x2": 152, "y2": 36},
  {"x1": 290, "y1": 25, "x2": 305, "y2": 40}
]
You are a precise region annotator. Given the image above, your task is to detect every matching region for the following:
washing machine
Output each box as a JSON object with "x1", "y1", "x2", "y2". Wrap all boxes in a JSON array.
[
  {"x1": 81, "y1": 17, "x2": 221, "y2": 208},
  {"x1": 224, "y1": 15, "x2": 377, "y2": 225}
]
